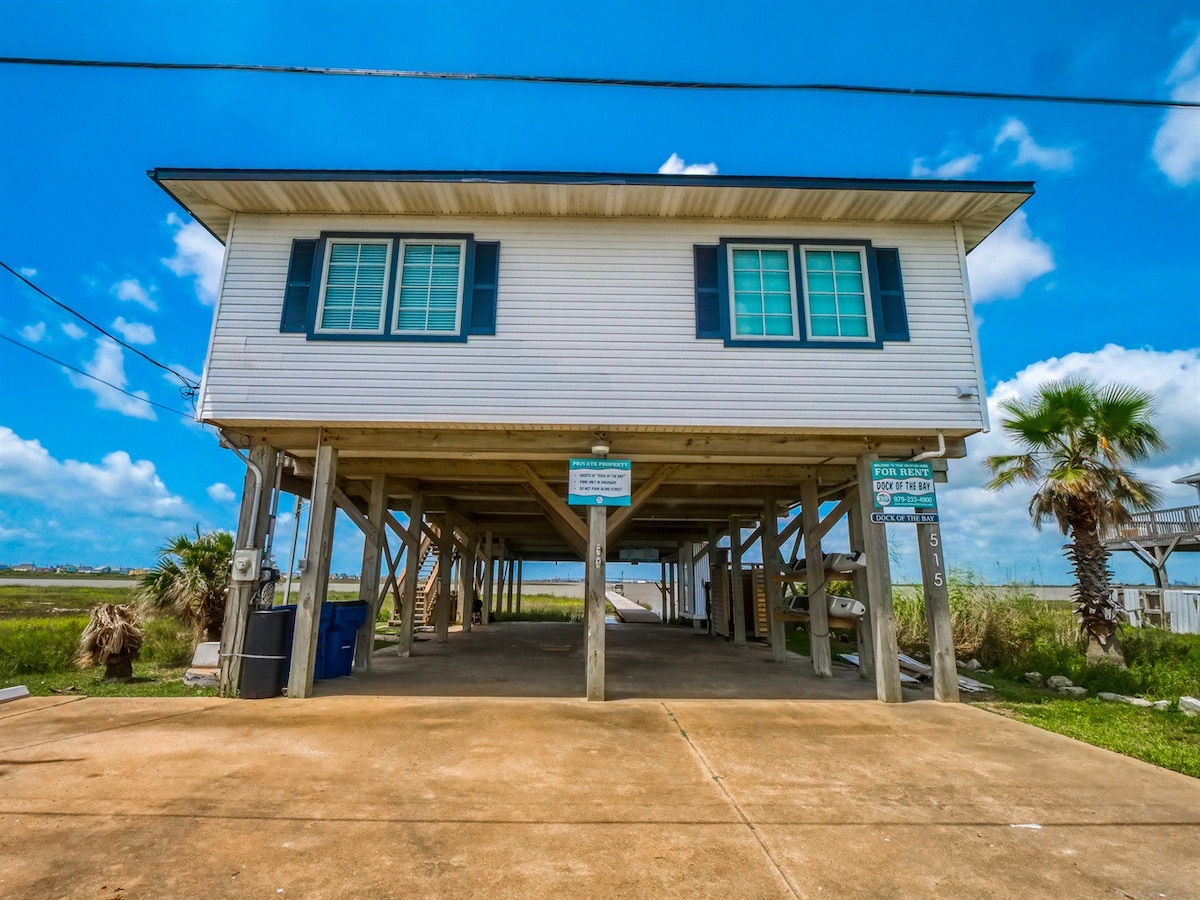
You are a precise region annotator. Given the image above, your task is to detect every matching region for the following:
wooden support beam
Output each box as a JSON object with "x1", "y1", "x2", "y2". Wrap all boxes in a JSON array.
[
  {"x1": 515, "y1": 558, "x2": 523, "y2": 614},
  {"x1": 506, "y1": 557, "x2": 516, "y2": 613},
  {"x1": 606, "y1": 463, "x2": 679, "y2": 543},
  {"x1": 585, "y1": 505, "x2": 607, "y2": 701},
  {"x1": 332, "y1": 485, "x2": 378, "y2": 547},
  {"x1": 812, "y1": 495, "x2": 854, "y2": 544},
  {"x1": 459, "y1": 524, "x2": 478, "y2": 632},
  {"x1": 494, "y1": 539, "x2": 508, "y2": 616},
  {"x1": 801, "y1": 479, "x2": 832, "y2": 678},
  {"x1": 761, "y1": 498, "x2": 787, "y2": 663},
  {"x1": 398, "y1": 493, "x2": 423, "y2": 656},
  {"x1": 354, "y1": 476, "x2": 387, "y2": 672},
  {"x1": 845, "y1": 488, "x2": 874, "y2": 680},
  {"x1": 435, "y1": 509, "x2": 455, "y2": 642},
  {"x1": 513, "y1": 461, "x2": 588, "y2": 558},
  {"x1": 479, "y1": 531, "x2": 493, "y2": 624},
  {"x1": 918, "y1": 522, "x2": 959, "y2": 702},
  {"x1": 383, "y1": 510, "x2": 420, "y2": 553},
  {"x1": 288, "y1": 441, "x2": 338, "y2": 699},
  {"x1": 219, "y1": 441, "x2": 279, "y2": 697},
  {"x1": 855, "y1": 455, "x2": 902, "y2": 702}
]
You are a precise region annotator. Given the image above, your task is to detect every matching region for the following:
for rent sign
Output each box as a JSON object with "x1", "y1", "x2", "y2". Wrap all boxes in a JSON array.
[{"x1": 870, "y1": 460, "x2": 937, "y2": 519}]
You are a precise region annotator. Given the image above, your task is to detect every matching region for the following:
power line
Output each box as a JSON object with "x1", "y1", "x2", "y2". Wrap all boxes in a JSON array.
[
  {"x1": 0, "y1": 333, "x2": 196, "y2": 419},
  {"x1": 0, "y1": 261, "x2": 200, "y2": 393},
  {"x1": 1, "y1": 56, "x2": 1196, "y2": 110}
]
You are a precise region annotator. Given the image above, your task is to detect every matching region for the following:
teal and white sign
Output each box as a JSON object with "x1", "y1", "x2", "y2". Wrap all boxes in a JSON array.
[
  {"x1": 870, "y1": 461, "x2": 937, "y2": 511},
  {"x1": 568, "y1": 458, "x2": 632, "y2": 506}
]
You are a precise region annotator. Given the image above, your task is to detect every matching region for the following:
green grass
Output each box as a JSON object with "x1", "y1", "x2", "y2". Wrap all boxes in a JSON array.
[
  {"x1": 0, "y1": 584, "x2": 135, "y2": 618},
  {"x1": 15, "y1": 664, "x2": 218, "y2": 698},
  {"x1": 490, "y1": 593, "x2": 619, "y2": 623},
  {"x1": 978, "y1": 686, "x2": 1200, "y2": 778}
]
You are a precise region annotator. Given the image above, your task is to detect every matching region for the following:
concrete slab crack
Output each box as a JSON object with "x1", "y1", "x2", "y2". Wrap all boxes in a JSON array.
[{"x1": 661, "y1": 702, "x2": 800, "y2": 899}]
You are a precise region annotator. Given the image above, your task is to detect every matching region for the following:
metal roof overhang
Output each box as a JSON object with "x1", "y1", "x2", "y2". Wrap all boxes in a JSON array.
[{"x1": 149, "y1": 169, "x2": 1034, "y2": 251}]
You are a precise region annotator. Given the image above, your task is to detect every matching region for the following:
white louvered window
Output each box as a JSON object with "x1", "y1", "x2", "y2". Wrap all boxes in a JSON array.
[
  {"x1": 393, "y1": 240, "x2": 467, "y2": 334},
  {"x1": 315, "y1": 239, "x2": 391, "y2": 333}
]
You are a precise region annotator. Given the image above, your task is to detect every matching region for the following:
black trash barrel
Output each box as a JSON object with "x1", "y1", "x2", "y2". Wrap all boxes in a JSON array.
[{"x1": 240, "y1": 608, "x2": 293, "y2": 699}]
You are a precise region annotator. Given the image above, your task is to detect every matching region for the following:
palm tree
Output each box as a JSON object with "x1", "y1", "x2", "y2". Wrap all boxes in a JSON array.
[
  {"x1": 138, "y1": 529, "x2": 234, "y2": 642},
  {"x1": 986, "y1": 379, "x2": 1165, "y2": 664}
]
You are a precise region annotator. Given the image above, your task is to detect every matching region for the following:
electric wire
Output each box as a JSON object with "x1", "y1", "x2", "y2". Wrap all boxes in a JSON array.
[
  {"x1": 1, "y1": 56, "x2": 1196, "y2": 110},
  {"x1": 0, "y1": 261, "x2": 201, "y2": 396},
  {"x1": 0, "y1": 332, "x2": 196, "y2": 418}
]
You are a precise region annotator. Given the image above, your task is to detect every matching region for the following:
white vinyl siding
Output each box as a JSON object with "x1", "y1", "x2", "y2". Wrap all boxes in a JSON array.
[
  {"x1": 315, "y1": 239, "x2": 391, "y2": 333},
  {"x1": 801, "y1": 246, "x2": 874, "y2": 341},
  {"x1": 393, "y1": 240, "x2": 466, "y2": 334},
  {"x1": 203, "y1": 214, "x2": 986, "y2": 432}
]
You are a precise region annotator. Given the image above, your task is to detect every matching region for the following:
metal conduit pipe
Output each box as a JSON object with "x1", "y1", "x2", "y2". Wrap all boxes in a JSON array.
[
  {"x1": 218, "y1": 431, "x2": 264, "y2": 546},
  {"x1": 910, "y1": 430, "x2": 946, "y2": 462}
]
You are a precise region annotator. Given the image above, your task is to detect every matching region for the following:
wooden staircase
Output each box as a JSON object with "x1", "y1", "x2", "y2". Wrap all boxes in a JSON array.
[{"x1": 386, "y1": 533, "x2": 440, "y2": 628}]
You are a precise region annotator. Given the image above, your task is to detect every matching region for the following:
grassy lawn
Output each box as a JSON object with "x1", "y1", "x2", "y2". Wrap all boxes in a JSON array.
[
  {"x1": 0, "y1": 584, "x2": 135, "y2": 618},
  {"x1": 976, "y1": 671, "x2": 1200, "y2": 777},
  {"x1": 15, "y1": 664, "x2": 218, "y2": 698}
]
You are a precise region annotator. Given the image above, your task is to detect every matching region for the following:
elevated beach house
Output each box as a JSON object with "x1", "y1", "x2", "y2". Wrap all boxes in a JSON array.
[{"x1": 152, "y1": 169, "x2": 1032, "y2": 702}]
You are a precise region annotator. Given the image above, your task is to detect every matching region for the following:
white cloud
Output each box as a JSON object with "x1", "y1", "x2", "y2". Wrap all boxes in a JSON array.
[
  {"x1": 163, "y1": 213, "x2": 225, "y2": 305},
  {"x1": 111, "y1": 316, "x2": 156, "y2": 346},
  {"x1": 112, "y1": 278, "x2": 158, "y2": 312},
  {"x1": 163, "y1": 362, "x2": 201, "y2": 386},
  {"x1": 19, "y1": 267, "x2": 37, "y2": 278},
  {"x1": 207, "y1": 482, "x2": 236, "y2": 503},
  {"x1": 1152, "y1": 32, "x2": 1200, "y2": 186},
  {"x1": 61, "y1": 322, "x2": 86, "y2": 340},
  {"x1": 657, "y1": 153, "x2": 718, "y2": 175},
  {"x1": 941, "y1": 345, "x2": 1200, "y2": 583},
  {"x1": 19, "y1": 322, "x2": 46, "y2": 342},
  {"x1": 0, "y1": 427, "x2": 190, "y2": 520},
  {"x1": 910, "y1": 153, "x2": 982, "y2": 179},
  {"x1": 67, "y1": 338, "x2": 157, "y2": 420},
  {"x1": 966, "y1": 210, "x2": 1055, "y2": 302},
  {"x1": 994, "y1": 118, "x2": 1075, "y2": 171}
]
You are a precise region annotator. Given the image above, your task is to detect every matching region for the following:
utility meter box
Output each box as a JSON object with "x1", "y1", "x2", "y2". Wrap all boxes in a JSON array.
[{"x1": 232, "y1": 549, "x2": 261, "y2": 583}]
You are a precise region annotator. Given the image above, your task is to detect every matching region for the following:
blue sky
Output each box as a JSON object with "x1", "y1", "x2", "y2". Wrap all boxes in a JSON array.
[{"x1": 0, "y1": 1, "x2": 1197, "y2": 585}]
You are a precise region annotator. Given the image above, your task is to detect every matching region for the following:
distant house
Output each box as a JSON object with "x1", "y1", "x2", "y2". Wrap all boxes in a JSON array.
[
  {"x1": 12, "y1": 563, "x2": 36, "y2": 573},
  {"x1": 155, "y1": 167, "x2": 1032, "y2": 703}
]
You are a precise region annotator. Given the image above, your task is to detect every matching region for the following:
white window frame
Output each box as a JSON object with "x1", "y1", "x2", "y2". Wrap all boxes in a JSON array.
[
  {"x1": 799, "y1": 245, "x2": 876, "y2": 343},
  {"x1": 391, "y1": 238, "x2": 469, "y2": 336},
  {"x1": 725, "y1": 243, "x2": 800, "y2": 342},
  {"x1": 313, "y1": 238, "x2": 393, "y2": 335}
]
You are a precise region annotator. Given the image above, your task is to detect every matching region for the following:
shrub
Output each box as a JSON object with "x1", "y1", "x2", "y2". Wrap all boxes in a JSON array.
[{"x1": 0, "y1": 616, "x2": 86, "y2": 677}]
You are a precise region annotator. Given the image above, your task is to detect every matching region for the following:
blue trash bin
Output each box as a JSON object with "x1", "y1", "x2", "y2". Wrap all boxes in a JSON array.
[
  {"x1": 277, "y1": 602, "x2": 341, "y2": 681},
  {"x1": 324, "y1": 602, "x2": 369, "y2": 678}
]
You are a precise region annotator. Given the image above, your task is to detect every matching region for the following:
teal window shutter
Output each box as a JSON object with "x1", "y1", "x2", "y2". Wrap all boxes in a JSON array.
[
  {"x1": 694, "y1": 245, "x2": 721, "y2": 338},
  {"x1": 874, "y1": 248, "x2": 909, "y2": 341},
  {"x1": 468, "y1": 242, "x2": 500, "y2": 335},
  {"x1": 280, "y1": 239, "x2": 317, "y2": 333}
]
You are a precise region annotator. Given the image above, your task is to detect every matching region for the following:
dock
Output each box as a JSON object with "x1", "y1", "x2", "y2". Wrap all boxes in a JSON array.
[{"x1": 605, "y1": 591, "x2": 662, "y2": 624}]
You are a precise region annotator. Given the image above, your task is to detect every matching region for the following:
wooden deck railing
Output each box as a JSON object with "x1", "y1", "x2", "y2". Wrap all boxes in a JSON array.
[{"x1": 1103, "y1": 505, "x2": 1200, "y2": 542}]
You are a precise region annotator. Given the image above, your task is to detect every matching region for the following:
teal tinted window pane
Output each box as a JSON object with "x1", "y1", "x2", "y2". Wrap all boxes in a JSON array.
[
  {"x1": 432, "y1": 244, "x2": 461, "y2": 265},
  {"x1": 326, "y1": 266, "x2": 357, "y2": 285},
  {"x1": 839, "y1": 293, "x2": 867, "y2": 316},
  {"x1": 764, "y1": 315, "x2": 793, "y2": 336},
  {"x1": 763, "y1": 293, "x2": 792, "y2": 315},
  {"x1": 732, "y1": 249, "x2": 759, "y2": 270},
  {"x1": 762, "y1": 270, "x2": 790, "y2": 292},
  {"x1": 329, "y1": 243, "x2": 360, "y2": 264},
  {"x1": 809, "y1": 293, "x2": 837, "y2": 315},
  {"x1": 734, "y1": 316, "x2": 763, "y2": 335},
  {"x1": 734, "y1": 294, "x2": 763, "y2": 315},
  {"x1": 733, "y1": 271, "x2": 762, "y2": 292},
  {"x1": 805, "y1": 250, "x2": 833, "y2": 272},
  {"x1": 760, "y1": 249, "x2": 790, "y2": 270},
  {"x1": 806, "y1": 271, "x2": 834, "y2": 293},
  {"x1": 841, "y1": 317, "x2": 869, "y2": 337},
  {"x1": 359, "y1": 244, "x2": 389, "y2": 265},
  {"x1": 833, "y1": 251, "x2": 862, "y2": 271},
  {"x1": 810, "y1": 316, "x2": 839, "y2": 336},
  {"x1": 403, "y1": 244, "x2": 433, "y2": 266},
  {"x1": 401, "y1": 266, "x2": 430, "y2": 286},
  {"x1": 835, "y1": 272, "x2": 864, "y2": 293}
]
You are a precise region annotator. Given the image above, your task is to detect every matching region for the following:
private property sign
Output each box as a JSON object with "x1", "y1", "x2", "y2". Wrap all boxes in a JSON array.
[
  {"x1": 870, "y1": 460, "x2": 938, "y2": 524},
  {"x1": 568, "y1": 458, "x2": 632, "y2": 506}
]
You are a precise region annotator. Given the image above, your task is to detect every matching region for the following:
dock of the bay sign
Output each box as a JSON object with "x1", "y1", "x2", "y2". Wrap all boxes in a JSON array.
[{"x1": 870, "y1": 460, "x2": 939, "y2": 524}]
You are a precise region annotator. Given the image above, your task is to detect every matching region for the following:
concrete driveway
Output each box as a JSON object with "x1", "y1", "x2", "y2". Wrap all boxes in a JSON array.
[{"x1": 2, "y1": 681, "x2": 1197, "y2": 897}]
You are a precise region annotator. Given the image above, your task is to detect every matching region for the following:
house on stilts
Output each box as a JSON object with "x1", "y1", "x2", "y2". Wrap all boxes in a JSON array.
[{"x1": 152, "y1": 168, "x2": 1034, "y2": 702}]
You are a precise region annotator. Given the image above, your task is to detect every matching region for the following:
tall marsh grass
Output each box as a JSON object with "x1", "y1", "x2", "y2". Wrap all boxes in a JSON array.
[{"x1": 0, "y1": 614, "x2": 196, "y2": 679}]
